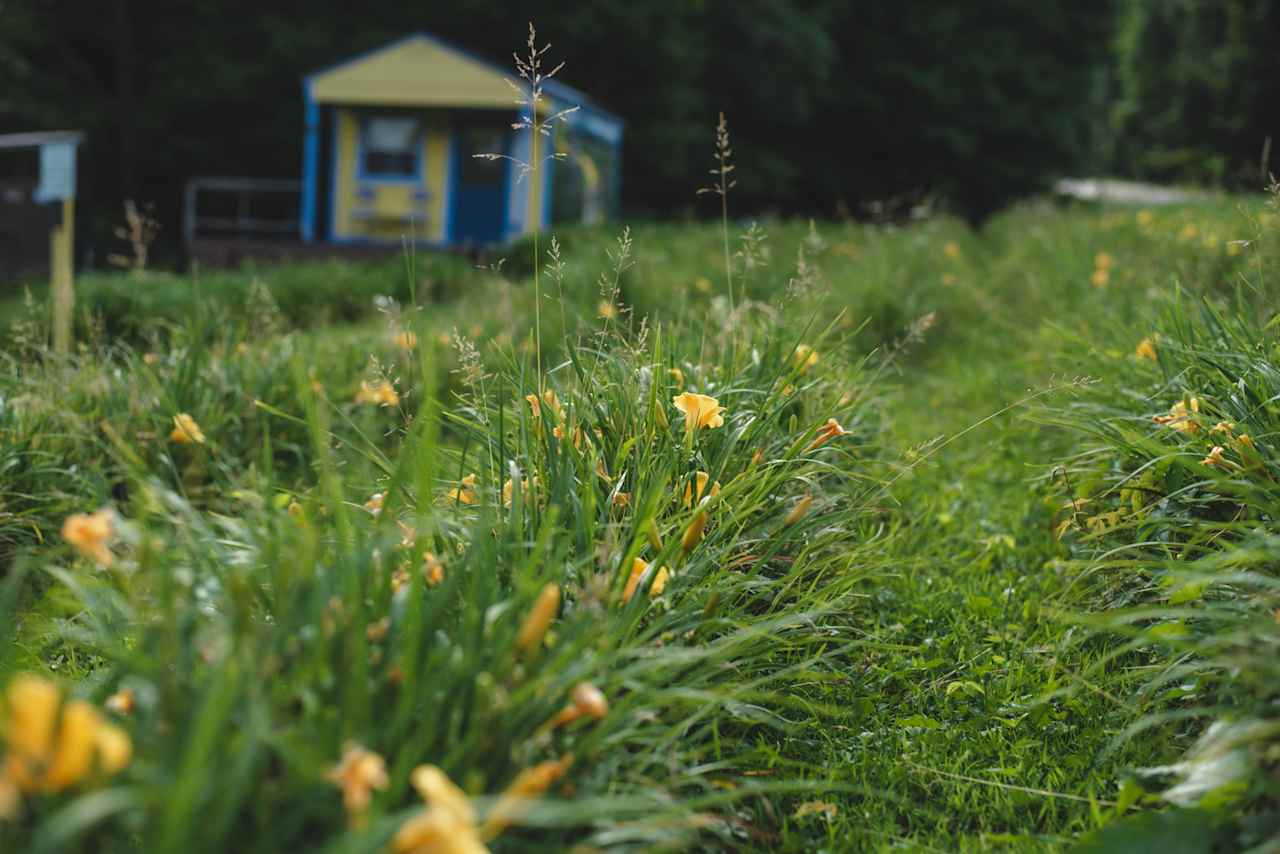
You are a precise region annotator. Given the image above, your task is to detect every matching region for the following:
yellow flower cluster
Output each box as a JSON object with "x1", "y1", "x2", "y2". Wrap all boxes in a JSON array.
[{"x1": 0, "y1": 675, "x2": 132, "y2": 819}]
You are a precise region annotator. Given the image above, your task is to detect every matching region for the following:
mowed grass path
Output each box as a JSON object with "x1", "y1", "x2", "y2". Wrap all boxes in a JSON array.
[{"x1": 762, "y1": 205, "x2": 1250, "y2": 850}]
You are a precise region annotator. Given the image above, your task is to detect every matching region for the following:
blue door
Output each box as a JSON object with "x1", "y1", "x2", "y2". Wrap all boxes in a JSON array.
[{"x1": 449, "y1": 126, "x2": 508, "y2": 245}]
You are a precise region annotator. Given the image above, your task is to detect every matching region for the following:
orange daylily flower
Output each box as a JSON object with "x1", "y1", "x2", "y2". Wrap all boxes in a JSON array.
[
  {"x1": 61, "y1": 509, "x2": 116, "y2": 568},
  {"x1": 807, "y1": 418, "x2": 850, "y2": 450}
]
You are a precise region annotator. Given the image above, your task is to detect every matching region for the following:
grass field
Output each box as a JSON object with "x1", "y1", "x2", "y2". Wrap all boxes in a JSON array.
[{"x1": 2, "y1": 193, "x2": 1279, "y2": 852}]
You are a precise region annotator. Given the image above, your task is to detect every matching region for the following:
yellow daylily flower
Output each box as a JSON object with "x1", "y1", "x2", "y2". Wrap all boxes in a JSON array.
[
  {"x1": 356, "y1": 380, "x2": 400, "y2": 407},
  {"x1": 597, "y1": 300, "x2": 618, "y2": 320},
  {"x1": 1094, "y1": 252, "x2": 1113, "y2": 270},
  {"x1": 943, "y1": 241, "x2": 961, "y2": 259},
  {"x1": 545, "y1": 682, "x2": 610, "y2": 731},
  {"x1": 515, "y1": 583, "x2": 560, "y2": 655},
  {"x1": 622, "y1": 557, "x2": 670, "y2": 604},
  {"x1": 480, "y1": 755, "x2": 573, "y2": 839},
  {"x1": 104, "y1": 689, "x2": 134, "y2": 716},
  {"x1": 784, "y1": 494, "x2": 815, "y2": 526},
  {"x1": 396, "y1": 765, "x2": 487, "y2": 854},
  {"x1": 169, "y1": 412, "x2": 206, "y2": 444},
  {"x1": 1200, "y1": 446, "x2": 1232, "y2": 469},
  {"x1": 445, "y1": 474, "x2": 478, "y2": 506},
  {"x1": 668, "y1": 367, "x2": 685, "y2": 389},
  {"x1": 1154, "y1": 398, "x2": 1200, "y2": 434},
  {"x1": 681, "y1": 471, "x2": 720, "y2": 509},
  {"x1": 1090, "y1": 268, "x2": 1109, "y2": 288},
  {"x1": 672, "y1": 392, "x2": 726, "y2": 434},
  {"x1": 395, "y1": 805, "x2": 489, "y2": 854},
  {"x1": 525, "y1": 390, "x2": 564, "y2": 421},
  {"x1": 422, "y1": 552, "x2": 445, "y2": 587},
  {"x1": 395, "y1": 330, "x2": 418, "y2": 351},
  {"x1": 326, "y1": 743, "x2": 388, "y2": 824},
  {"x1": 1, "y1": 674, "x2": 131, "y2": 797},
  {"x1": 682, "y1": 511, "x2": 708, "y2": 552},
  {"x1": 1135, "y1": 337, "x2": 1157, "y2": 361},
  {"x1": 792, "y1": 344, "x2": 819, "y2": 373},
  {"x1": 61, "y1": 509, "x2": 116, "y2": 568}
]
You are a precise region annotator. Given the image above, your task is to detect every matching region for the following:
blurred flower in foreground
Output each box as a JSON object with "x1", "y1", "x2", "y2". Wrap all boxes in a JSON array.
[
  {"x1": 597, "y1": 300, "x2": 618, "y2": 320},
  {"x1": 170, "y1": 413, "x2": 205, "y2": 444},
  {"x1": 61, "y1": 509, "x2": 116, "y2": 568},
  {"x1": 395, "y1": 765, "x2": 486, "y2": 854},
  {"x1": 356, "y1": 380, "x2": 400, "y2": 407},
  {"x1": 326, "y1": 742, "x2": 388, "y2": 826},
  {"x1": 0, "y1": 674, "x2": 132, "y2": 817}
]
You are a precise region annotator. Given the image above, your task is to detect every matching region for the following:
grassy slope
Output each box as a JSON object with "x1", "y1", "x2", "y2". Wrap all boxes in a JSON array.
[{"x1": 2, "y1": 198, "x2": 1272, "y2": 851}]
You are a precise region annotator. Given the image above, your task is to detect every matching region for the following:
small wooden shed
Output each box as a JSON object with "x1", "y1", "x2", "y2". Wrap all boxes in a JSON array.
[{"x1": 300, "y1": 32, "x2": 623, "y2": 249}]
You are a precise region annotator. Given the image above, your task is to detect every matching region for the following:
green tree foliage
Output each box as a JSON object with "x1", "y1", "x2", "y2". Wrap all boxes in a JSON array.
[
  {"x1": 1110, "y1": 0, "x2": 1280, "y2": 185},
  {"x1": 13, "y1": 0, "x2": 1268, "y2": 259}
]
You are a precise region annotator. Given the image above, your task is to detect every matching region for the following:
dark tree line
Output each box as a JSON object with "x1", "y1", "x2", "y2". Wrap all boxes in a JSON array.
[{"x1": 0, "y1": 0, "x2": 1274, "y2": 264}]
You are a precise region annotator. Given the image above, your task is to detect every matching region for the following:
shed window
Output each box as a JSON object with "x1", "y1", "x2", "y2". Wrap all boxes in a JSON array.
[{"x1": 361, "y1": 116, "x2": 420, "y2": 178}]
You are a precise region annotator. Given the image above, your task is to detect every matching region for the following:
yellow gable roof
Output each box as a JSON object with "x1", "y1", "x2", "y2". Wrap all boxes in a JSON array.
[{"x1": 309, "y1": 34, "x2": 517, "y2": 108}]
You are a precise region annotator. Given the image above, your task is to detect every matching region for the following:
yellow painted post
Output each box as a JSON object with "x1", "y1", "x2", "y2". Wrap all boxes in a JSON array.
[{"x1": 50, "y1": 195, "x2": 75, "y2": 353}]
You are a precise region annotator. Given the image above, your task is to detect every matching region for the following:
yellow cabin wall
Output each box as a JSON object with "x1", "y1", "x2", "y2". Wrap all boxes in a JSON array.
[{"x1": 330, "y1": 107, "x2": 449, "y2": 243}]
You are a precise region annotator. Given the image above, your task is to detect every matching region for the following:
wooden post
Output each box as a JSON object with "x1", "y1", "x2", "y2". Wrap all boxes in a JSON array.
[{"x1": 51, "y1": 195, "x2": 75, "y2": 353}]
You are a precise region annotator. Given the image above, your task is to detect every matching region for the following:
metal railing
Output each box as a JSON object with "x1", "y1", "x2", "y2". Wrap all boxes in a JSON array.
[{"x1": 183, "y1": 177, "x2": 301, "y2": 244}]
